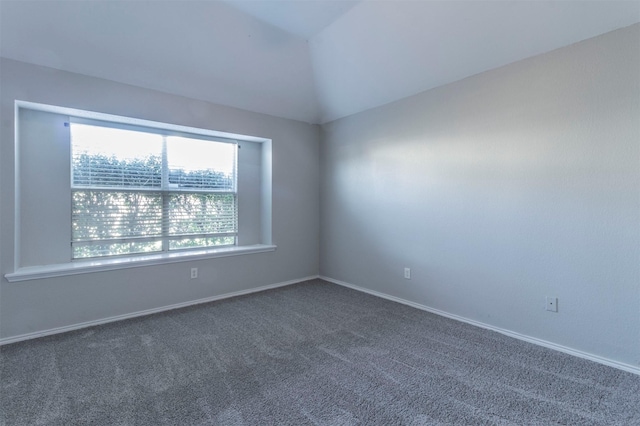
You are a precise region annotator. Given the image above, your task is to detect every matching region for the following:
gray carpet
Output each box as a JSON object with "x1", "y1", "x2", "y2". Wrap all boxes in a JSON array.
[{"x1": 1, "y1": 279, "x2": 638, "y2": 425}]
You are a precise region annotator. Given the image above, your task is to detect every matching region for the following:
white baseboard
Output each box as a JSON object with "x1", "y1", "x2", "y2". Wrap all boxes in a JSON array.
[
  {"x1": 0, "y1": 275, "x2": 320, "y2": 346},
  {"x1": 320, "y1": 275, "x2": 640, "y2": 376}
]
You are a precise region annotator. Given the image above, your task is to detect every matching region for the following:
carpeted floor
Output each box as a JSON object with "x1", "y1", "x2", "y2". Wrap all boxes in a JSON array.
[{"x1": 1, "y1": 279, "x2": 638, "y2": 425}]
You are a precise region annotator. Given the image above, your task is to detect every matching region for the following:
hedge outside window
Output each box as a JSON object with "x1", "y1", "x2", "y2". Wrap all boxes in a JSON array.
[{"x1": 70, "y1": 123, "x2": 237, "y2": 259}]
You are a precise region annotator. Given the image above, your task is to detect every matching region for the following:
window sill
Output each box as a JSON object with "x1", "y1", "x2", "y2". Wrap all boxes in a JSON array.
[{"x1": 4, "y1": 244, "x2": 277, "y2": 282}]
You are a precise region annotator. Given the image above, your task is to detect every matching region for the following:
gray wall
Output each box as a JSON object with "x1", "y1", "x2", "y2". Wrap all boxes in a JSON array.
[
  {"x1": 320, "y1": 25, "x2": 640, "y2": 368},
  {"x1": 17, "y1": 109, "x2": 71, "y2": 267},
  {"x1": 0, "y1": 58, "x2": 320, "y2": 339}
]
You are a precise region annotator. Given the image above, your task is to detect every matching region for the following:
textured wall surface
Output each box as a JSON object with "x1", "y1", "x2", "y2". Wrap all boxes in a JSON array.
[
  {"x1": 320, "y1": 25, "x2": 640, "y2": 368},
  {"x1": 0, "y1": 58, "x2": 320, "y2": 339}
]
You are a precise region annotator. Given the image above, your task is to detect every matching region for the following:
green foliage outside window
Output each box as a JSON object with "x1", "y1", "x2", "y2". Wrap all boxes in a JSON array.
[{"x1": 71, "y1": 128, "x2": 237, "y2": 259}]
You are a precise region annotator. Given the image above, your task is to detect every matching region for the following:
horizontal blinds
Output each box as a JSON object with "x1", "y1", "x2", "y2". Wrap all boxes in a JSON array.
[
  {"x1": 166, "y1": 136, "x2": 236, "y2": 191},
  {"x1": 73, "y1": 154, "x2": 162, "y2": 188},
  {"x1": 71, "y1": 124, "x2": 163, "y2": 189},
  {"x1": 72, "y1": 191, "x2": 237, "y2": 240},
  {"x1": 167, "y1": 193, "x2": 237, "y2": 237},
  {"x1": 71, "y1": 124, "x2": 237, "y2": 192},
  {"x1": 72, "y1": 191, "x2": 163, "y2": 241},
  {"x1": 70, "y1": 122, "x2": 238, "y2": 259}
]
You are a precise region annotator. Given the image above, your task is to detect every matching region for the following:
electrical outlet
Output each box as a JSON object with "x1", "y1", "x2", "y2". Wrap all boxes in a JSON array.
[
  {"x1": 545, "y1": 297, "x2": 557, "y2": 312},
  {"x1": 190, "y1": 268, "x2": 198, "y2": 279},
  {"x1": 404, "y1": 267, "x2": 411, "y2": 280}
]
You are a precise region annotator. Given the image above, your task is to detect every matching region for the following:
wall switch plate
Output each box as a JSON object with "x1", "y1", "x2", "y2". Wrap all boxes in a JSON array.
[
  {"x1": 545, "y1": 297, "x2": 557, "y2": 312},
  {"x1": 191, "y1": 268, "x2": 198, "y2": 279},
  {"x1": 404, "y1": 267, "x2": 411, "y2": 279}
]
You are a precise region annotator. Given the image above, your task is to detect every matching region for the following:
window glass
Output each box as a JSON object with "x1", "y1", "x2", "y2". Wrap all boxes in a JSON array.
[{"x1": 70, "y1": 123, "x2": 237, "y2": 259}]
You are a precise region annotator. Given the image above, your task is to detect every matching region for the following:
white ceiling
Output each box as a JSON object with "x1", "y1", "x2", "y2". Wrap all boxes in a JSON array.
[
  {"x1": 1, "y1": 1, "x2": 639, "y2": 124},
  {"x1": 226, "y1": 1, "x2": 360, "y2": 39}
]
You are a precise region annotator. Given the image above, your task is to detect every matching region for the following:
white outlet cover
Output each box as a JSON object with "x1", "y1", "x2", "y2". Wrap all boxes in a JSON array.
[{"x1": 545, "y1": 297, "x2": 557, "y2": 312}]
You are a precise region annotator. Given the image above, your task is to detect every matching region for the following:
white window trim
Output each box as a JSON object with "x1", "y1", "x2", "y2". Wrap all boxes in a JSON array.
[
  {"x1": 5, "y1": 244, "x2": 276, "y2": 282},
  {"x1": 7, "y1": 100, "x2": 275, "y2": 282}
]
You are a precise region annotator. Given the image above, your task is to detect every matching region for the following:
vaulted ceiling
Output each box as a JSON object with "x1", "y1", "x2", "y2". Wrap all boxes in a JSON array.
[{"x1": 1, "y1": 1, "x2": 638, "y2": 124}]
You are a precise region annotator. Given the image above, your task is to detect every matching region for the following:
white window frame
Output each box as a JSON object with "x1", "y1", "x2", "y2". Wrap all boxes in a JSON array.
[
  {"x1": 5, "y1": 101, "x2": 275, "y2": 282},
  {"x1": 69, "y1": 118, "x2": 240, "y2": 259}
]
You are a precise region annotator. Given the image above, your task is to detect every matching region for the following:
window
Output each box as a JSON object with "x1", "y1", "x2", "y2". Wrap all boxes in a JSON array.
[
  {"x1": 6, "y1": 101, "x2": 273, "y2": 282},
  {"x1": 70, "y1": 122, "x2": 238, "y2": 259}
]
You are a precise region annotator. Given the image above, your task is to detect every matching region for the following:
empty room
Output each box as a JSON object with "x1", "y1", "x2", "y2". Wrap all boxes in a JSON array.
[{"x1": 1, "y1": 1, "x2": 639, "y2": 424}]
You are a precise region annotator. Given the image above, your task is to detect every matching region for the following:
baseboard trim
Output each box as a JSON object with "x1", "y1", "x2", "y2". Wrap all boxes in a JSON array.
[
  {"x1": 320, "y1": 275, "x2": 640, "y2": 376},
  {"x1": 0, "y1": 275, "x2": 320, "y2": 346}
]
